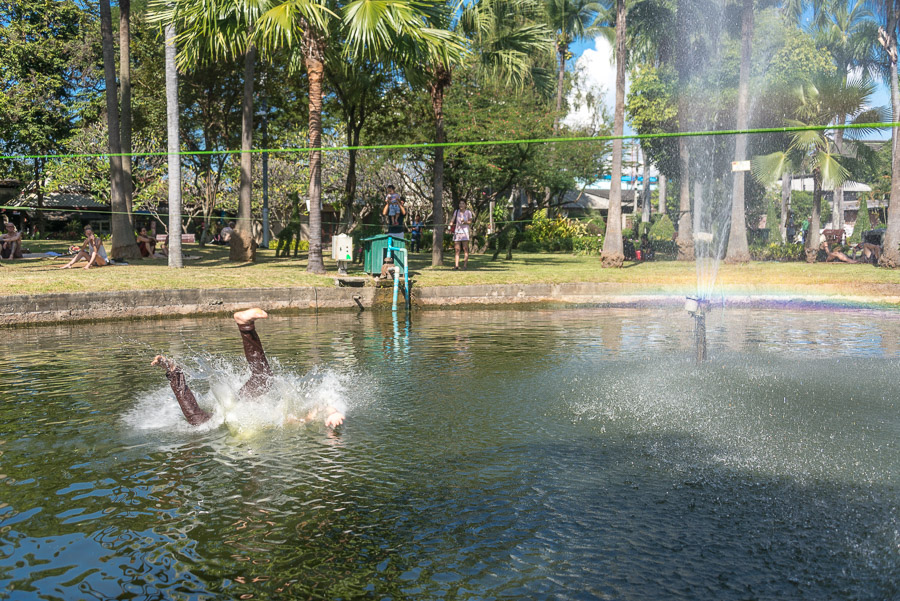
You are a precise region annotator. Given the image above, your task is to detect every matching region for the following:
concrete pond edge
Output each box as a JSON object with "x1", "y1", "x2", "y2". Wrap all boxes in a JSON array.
[{"x1": 4, "y1": 282, "x2": 900, "y2": 326}]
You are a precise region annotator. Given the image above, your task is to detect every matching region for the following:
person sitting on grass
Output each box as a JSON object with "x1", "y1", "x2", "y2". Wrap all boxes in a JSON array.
[
  {"x1": 151, "y1": 308, "x2": 345, "y2": 428},
  {"x1": 853, "y1": 242, "x2": 882, "y2": 264},
  {"x1": 136, "y1": 227, "x2": 157, "y2": 258},
  {"x1": 60, "y1": 226, "x2": 108, "y2": 269},
  {"x1": 0, "y1": 222, "x2": 23, "y2": 259},
  {"x1": 820, "y1": 240, "x2": 857, "y2": 264}
]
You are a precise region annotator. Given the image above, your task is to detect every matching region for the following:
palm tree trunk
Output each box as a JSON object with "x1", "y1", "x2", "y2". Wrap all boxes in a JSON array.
[
  {"x1": 658, "y1": 173, "x2": 666, "y2": 215},
  {"x1": 343, "y1": 126, "x2": 360, "y2": 233},
  {"x1": 431, "y1": 65, "x2": 450, "y2": 267},
  {"x1": 676, "y1": 136, "x2": 693, "y2": 260},
  {"x1": 641, "y1": 148, "x2": 650, "y2": 223},
  {"x1": 164, "y1": 22, "x2": 183, "y2": 269},
  {"x1": 725, "y1": 0, "x2": 753, "y2": 263},
  {"x1": 693, "y1": 179, "x2": 703, "y2": 236},
  {"x1": 881, "y1": 38, "x2": 900, "y2": 267},
  {"x1": 601, "y1": 0, "x2": 627, "y2": 268},
  {"x1": 554, "y1": 41, "x2": 566, "y2": 133},
  {"x1": 780, "y1": 171, "x2": 791, "y2": 243},
  {"x1": 230, "y1": 45, "x2": 257, "y2": 262},
  {"x1": 99, "y1": 0, "x2": 139, "y2": 260},
  {"x1": 119, "y1": 0, "x2": 133, "y2": 225},
  {"x1": 806, "y1": 171, "x2": 822, "y2": 262},
  {"x1": 305, "y1": 28, "x2": 327, "y2": 274},
  {"x1": 33, "y1": 158, "x2": 46, "y2": 236},
  {"x1": 832, "y1": 125, "x2": 845, "y2": 230}
]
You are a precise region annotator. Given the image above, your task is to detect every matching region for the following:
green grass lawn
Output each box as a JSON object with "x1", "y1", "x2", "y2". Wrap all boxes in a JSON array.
[{"x1": 3, "y1": 239, "x2": 900, "y2": 300}]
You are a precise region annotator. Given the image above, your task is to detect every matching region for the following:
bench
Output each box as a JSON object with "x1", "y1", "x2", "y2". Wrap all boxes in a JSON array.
[
  {"x1": 822, "y1": 229, "x2": 844, "y2": 244},
  {"x1": 156, "y1": 234, "x2": 196, "y2": 244}
]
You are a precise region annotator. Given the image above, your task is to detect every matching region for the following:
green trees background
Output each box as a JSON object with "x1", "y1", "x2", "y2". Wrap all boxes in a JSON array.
[{"x1": 1, "y1": 0, "x2": 899, "y2": 267}]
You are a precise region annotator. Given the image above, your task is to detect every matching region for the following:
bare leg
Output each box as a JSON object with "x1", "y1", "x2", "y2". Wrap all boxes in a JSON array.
[
  {"x1": 234, "y1": 308, "x2": 273, "y2": 398},
  {"x1": 152, "y1": 355, "x2": 211, "y2": 426},
  {"x1": 60, "y1": 251, "x2": 88, "y2": 269}
]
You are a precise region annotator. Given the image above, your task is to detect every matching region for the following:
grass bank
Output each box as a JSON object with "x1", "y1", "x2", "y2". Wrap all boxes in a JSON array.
[{"x1": 3, "y1": 240, "x2": 900, "y2": 301}]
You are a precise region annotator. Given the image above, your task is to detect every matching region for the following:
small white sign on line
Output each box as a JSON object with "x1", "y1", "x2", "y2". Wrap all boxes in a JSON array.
[{"x1": 731, "y1": 160, "x2": 751, "y2": 172}]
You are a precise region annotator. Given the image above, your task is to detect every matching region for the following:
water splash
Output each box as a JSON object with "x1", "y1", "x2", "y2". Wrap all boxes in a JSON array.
[{"x1": 125, "y1": 356, "x2": 371, "y2": 436}]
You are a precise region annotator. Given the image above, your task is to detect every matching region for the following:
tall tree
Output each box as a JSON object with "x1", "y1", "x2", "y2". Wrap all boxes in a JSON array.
[
  {"x1": 99, "y1": 0, "x2": 141, "y2": 259},
  {"x1": 601, "y1": 0, "x2": 626, "y2": 267},
  {"x1": 876, "y1": 12, "x2": 900, "y2": 266},
  {"x1": 150, "y1": 0, "x2": 268, "y2": 262},
  {"x1": 752, "y1": 75, "x2": 881, "y2": 260},
  {"x1": 0, "y1": 0, "x2": 84, "y2": 237},
  {"x1": 813, "y1": 0, "x2": 878, "y2": 230},
  {"x1": 164, "y1": 22, "x2": 183, "y2": 268},
  {"x1": 120, "y1": 0, "x2": 135, "y2": 224},
  {"x1": 724, "y1": 0, "x2": 754, "y2": 263},
  {"x1": 544, "y1": 0, "x2": 602, "y2": 132},
  {"x1": 254, "y1": 0, "x2": 461, "y2": 272}
]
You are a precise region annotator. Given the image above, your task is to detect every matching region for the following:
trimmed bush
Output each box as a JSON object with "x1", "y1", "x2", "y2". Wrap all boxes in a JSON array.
[
  {"x1": 849, "y1": 197, "x2": 871, "y2": 244},
  {"x1": 767, "y1": 198, "x2": 781, "y2": 243},
  {"x1": 749, "y1": 241, "x2": 804, "y2": 261},
  {"x1": 649, "y1": 214, "x2": 675, "y2": 241}
]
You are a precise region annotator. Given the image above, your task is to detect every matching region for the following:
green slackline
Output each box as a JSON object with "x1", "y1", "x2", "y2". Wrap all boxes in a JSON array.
[
  {"x1": 0, "y1": 204, "x2": 545, "y2": 227},
  {"x1": 1, "y1": 121, "x2": 896, "y2": 161}
]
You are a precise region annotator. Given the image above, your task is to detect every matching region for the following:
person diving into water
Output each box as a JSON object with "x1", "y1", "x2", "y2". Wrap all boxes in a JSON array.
[{"x1": 152, "y1": 308, "x2": 345, "y2": 428}]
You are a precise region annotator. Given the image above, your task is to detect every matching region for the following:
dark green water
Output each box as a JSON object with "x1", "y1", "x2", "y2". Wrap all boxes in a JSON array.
[{"x1": 1, "y1": 307, "x2": 898, "y2": 600}]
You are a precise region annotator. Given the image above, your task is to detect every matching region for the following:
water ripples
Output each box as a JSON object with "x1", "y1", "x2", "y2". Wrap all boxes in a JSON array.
[{"x1": 0, "y1": 308, "x2": 898, "y2": 599}]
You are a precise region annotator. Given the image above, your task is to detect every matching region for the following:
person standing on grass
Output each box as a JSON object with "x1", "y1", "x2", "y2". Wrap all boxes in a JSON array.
[
  {"x1": 383, "y1": 185, "x2": 405, "y2": 226},
  {"x1": 450, "y1": 200, "x2": 474, "y2": 270},
  {"x1": 409, "y1": 213, "x2": 423, "y2": 252}
]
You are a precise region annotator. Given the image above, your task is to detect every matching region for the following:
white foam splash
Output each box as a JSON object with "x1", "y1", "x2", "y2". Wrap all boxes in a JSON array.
[{"x1": 124, "y1": 356, "x2": 369, "y2": 436}]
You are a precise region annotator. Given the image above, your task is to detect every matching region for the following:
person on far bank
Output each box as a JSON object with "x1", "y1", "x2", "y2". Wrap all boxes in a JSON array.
[
  {"x1": 383, "y1": 185, "x2": 405, "y2": 226},
  {"x1": 136, "y1": 227, "x2": 157, "y2": 258},
  {"x1": 60, "y1": 225, "x2": 108, "y2": 269},
  {"x1": 450, "y1": 200, "x2": 474, "y2": 270},
  {"x1": 409, "y1": 213, "x2": 423, "y2": 252},
  {"x1": 0, "y1": 222, "x2": 23, "y2": 259}
]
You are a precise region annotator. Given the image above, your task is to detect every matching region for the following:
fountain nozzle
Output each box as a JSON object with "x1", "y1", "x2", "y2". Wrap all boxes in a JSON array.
[{"x1": 685, "y1": 296, "x2": 707, "y2": 316}]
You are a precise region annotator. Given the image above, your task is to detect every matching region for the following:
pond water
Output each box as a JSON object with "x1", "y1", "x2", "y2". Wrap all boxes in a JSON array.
[{"x1": 1, "y1": 307, "x2": 898, "y2": 600}]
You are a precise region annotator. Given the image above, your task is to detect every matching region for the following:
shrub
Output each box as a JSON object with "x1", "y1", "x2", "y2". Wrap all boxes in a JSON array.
[
  {"x1": 749, "y1": 241, "x2": 804, "y2": 261},
  {"x1": 849, "y1": 197, "x2": 870, "y2": 244},
  {"x1": 522, "y1": 209, "x2": 586, "y2": 252},
  {"x1": 649, "y1": 214, "x2": 675, "y2": 241},
  {"x1": 573, "y1": 235, "x2": 603, "y2": 255}
]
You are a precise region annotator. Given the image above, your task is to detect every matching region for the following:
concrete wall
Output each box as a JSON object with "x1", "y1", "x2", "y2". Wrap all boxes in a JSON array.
[{"x1": 2, "y1": 287, "x2": 377, "y2": 326}]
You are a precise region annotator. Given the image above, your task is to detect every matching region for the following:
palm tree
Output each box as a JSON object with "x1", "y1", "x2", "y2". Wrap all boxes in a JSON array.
[
  {"x1": 544, "y1": 0, "x2": 603, "y2": 132},
  {"x1": 875, "y1": 7, "x2": 900, "y2": 265},
  {"x1": 255, "y1": 0, "x2": 461, "y2": 272},
  {"x1": 724, "y1": 0, "x2": 754, "y2": 263},
  {"x1": 601, "y1": 0, "x2": 626, "y2": 267},
  {"x1": 99, "y1": 0, "x2": 140, "y2": 260},
  {"x1": 406, "y1": 0, "x2": 549, "y2": 266},
  {"x1": 752, "y1": 75, "x2": 882, "y2": 261},
  {"x1": 149, "y1": 0, "x2": 270, "y2": 263},
  {"x1": 120, "y1": 0, "x2": 134, "y2": 224},
  {"x1": 164, "y1": 22, "x2": 183, "y2": 268},
  {"x1": 813, "y1": 0, "x2": 878, "y2": 230}
]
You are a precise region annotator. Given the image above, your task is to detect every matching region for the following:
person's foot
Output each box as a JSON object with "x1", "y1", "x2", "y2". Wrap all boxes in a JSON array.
[
  {"x1": 151, "y1": 354, "x2": 176, "y2": 371},
  {"x1": 234, "y1": 307, "x2": 268, "y2": 326}
]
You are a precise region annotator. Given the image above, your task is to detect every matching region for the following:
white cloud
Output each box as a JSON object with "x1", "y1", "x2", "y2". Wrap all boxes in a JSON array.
[{"x1": 563, "y1": 36, "x2": 628, "y2": 131}]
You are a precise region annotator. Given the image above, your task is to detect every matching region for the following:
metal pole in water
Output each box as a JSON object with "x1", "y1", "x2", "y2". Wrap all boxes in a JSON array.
[
  {"x1": 685, "y1": 296, "x2": 708, "y2": 363},
  {"x1": 694, "y1": 312, "x2": 707, "y2": 363}
]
